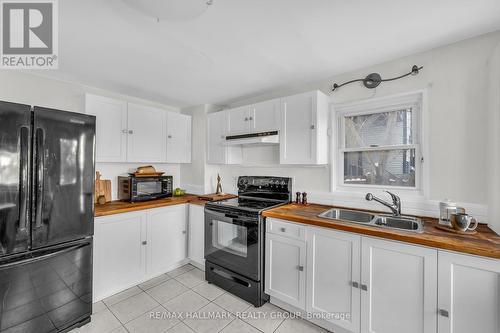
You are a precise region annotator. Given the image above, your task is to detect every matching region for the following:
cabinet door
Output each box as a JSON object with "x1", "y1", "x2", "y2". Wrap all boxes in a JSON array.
[
  {"x1": 188, "y1": 204, "x2": 205, "y2": 268},
  {"x1": 226, "y1": 105, "x2": 250, "y2": 135},
  {"x1": 207, "y1": 111, "x2": 242, "y2": 164},
  {"x1": 250, "y1": 99, "x2": 280, "y2": 133},
  {"x1": 147, "y1": 205, "x2": 188, "y2": 278},
  {"x1": 280, "y1": 91, "x2": 317, "y2": 164},
  {"x1": 307, "y1": 227, "x2": 361, "y2": 333},
  {"x1": 166, "y1": 112, "x2": 192, "y2": 163},
  {"x1": 85, "y1": 94, "x2": 128, "y2": 162},
  {"x1": 361, "y1": 237, "x2": 437, "y2": 333},
  {"x1": 127, "y1": 103, "x2": 167, "y2": 162},
  {"x1": 438, "y1": 251, "x2": 500, "y2": 333},
  {"x1": 94, "y1": 212, "x2": 147, "y2": 301},
  {"x1": 265, "y1": 233, "x2": 306, "y2": 310}
]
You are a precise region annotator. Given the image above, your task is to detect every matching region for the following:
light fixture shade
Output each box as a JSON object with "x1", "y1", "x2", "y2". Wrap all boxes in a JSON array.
[{"x1": 123, "y1": 0, "x2": 211, "y2": 21}]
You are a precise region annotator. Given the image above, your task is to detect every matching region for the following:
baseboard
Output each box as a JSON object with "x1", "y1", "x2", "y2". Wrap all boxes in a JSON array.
[{"x1": 189, "y1": 259, "x2": 205, "y2": 271}]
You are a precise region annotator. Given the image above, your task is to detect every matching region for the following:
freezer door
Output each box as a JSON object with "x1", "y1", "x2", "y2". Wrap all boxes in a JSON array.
[
  {"x1": 0, "y1": 239, "x2": 92, "y2": 332},
  {"x1": 0, "y1": 101, "x2": 31, "y2": 257},
  {"x1": 32, "y1": 107, "x2": 95, "y2": 249}
]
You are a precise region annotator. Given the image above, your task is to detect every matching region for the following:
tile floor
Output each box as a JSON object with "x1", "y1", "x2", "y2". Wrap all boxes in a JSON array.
[{"x1": 72, "y1": 264, "x2": 330, "y2": 333}]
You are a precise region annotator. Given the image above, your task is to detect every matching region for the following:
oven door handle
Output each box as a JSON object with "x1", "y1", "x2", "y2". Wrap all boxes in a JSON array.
[{"x1": 205, "y1": 208, "x2": 257, "y2": 224}]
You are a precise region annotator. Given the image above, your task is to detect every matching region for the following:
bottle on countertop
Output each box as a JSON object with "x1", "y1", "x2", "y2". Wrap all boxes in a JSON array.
[
  {"x1": 302, "y1": 192, "x2": 308, "y2": 205},
  {"x1": 295, "y1": 192, "x2": 301, "y2": 204}
]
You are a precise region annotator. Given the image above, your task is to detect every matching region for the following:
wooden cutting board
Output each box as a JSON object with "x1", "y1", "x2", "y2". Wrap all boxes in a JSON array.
[
  {"x1": 95, "y1": 171, "x2": 112, "y2": 204},
  {"x1": 197, "y1": 193, "x2": 232, "y2": 201}
]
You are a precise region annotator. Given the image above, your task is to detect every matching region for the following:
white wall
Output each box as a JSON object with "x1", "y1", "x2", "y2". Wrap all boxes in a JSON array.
[
  {"x1": 182, "y1": 31, "x2": 500, "y2": 222},
  {"x1": 0, "y1": 71, "x2": 182, "y2": 200},
  {"x1": 488, "y1": 42, "x2": 500, "y2": 234}
]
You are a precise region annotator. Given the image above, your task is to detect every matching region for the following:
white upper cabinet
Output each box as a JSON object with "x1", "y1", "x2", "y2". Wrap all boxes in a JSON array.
[
  {"x1": 207, "y1": 111, "x2": 242, "y2": 164},
  {"x1": 250, "y1": 98, "x2": 280, "y2": 133},
  {"x1": 306, "y1": 227, "x2": 361, "y2": 333},
  {"x1": 85, "y1": 94, "x2": 128, "y2": 162},
  {"x1": 361, "y1": 237, "x2": 438, "y2": 333},
  {"x1": 438, "y1": 251, "x2": 500, "y2": 333},
  {"x1": 280, "y1": 91, "x2": 329, "y2": 164},
  {"x1": 227, "y1": 105, "x2": 251, "y2": 135},
  {"x1": 166, "y1": 112, "x2": 192, "y2": 163},
  {"x1": 127, "y1": 103, "x2": 167, "y2": 163}
]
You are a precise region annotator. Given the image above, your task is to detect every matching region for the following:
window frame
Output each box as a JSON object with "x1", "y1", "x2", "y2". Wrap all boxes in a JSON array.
[{"x1": 332, "y1": 91, "x2": 427, "y2": 196}]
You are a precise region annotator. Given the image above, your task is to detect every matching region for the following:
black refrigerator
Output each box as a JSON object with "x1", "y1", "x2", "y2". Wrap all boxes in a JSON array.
[{"x1": 0, "y1": 101, "x2": 95, "y2": 332}]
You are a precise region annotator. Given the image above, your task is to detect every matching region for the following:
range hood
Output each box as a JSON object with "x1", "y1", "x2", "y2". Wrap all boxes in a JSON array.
[{"x1": 223, "y1": 131, "x2": 279, "y2": 146}]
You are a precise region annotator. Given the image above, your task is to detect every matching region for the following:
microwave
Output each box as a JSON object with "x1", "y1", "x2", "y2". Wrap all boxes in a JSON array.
[{"x1": 118, "y1": 176, "x2": 173, "y2": 202}]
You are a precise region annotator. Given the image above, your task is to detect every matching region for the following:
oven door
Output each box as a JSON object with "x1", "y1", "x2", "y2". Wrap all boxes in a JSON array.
[{"x1": 204, "y1": 208, "x2": 261, "y2": 281}]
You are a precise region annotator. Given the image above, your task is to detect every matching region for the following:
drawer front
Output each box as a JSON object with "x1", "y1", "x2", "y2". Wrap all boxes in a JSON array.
[{"x1": 266, "y1": 218, "x2": 306, "y2": 241}]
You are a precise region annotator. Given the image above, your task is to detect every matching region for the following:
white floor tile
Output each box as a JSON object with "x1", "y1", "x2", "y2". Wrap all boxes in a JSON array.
[
  {"x1": 183, "y1": 303, "x2": 234, "y2": 333},
  {"x1": 213, "y1": 293, "x2": 252, "y2": 314},
  {"x1": 220, "y1": 319, "x2": 261, "y2": 333},
  {"x1": 92, "y1": 301, "x2": 107, "y2": 314},
  {"x1": 162, "y1": 290, "x2": 210, "y2": 315},
  {"x1": 103, "y1": 286, "x2": 143, "y2": 307},
  {"x1": 109, "y1": 292, "x2": 159, "y2": 324},
  {"x1": 275, "y1": 318, "x2": 327, "y2": 333},
  {"x1": 109, "y1": 326, "x2": 128, "y2": 333},
  {"x1": 78, "y1": 308, "x2": 121, "y2": 333},
  {"x1": 191, "y1": 282, "x2": 225, "y2": 301},
  {"x1": 241, "y1": 303, "x2": 287, "y2": 333},
  {"x1": 125, "y1": 305, "x2": 179, "y2": 333},
  {"x1": 167, "y1": 322, "x2": 196, "y2": 333},
  {"x1": 175, "y1": 269, "x2": 205, "y2": 288},
  {"x1": 167, "y1": 264, "x2": 195, "y2": 278},
  {"x1": 139, "y1": 274, "x2": 171, "y2": 290},
  {"x1": 147, "y1": 279, "x2": 189, "y2": 304}
]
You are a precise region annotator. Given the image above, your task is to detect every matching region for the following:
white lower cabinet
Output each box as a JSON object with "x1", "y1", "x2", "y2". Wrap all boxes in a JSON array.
[
  {"x1": 306, "y1": 227, "x2": 361, "y2": 333},
  {"x1": 147, "y1": 205, "x2": 188, "y2": 278},
  {"x1": 93, "y1": 211, "x2": 147, "y2": 301},
  {"x1": 94, "y1": 204, "x2": 189, "y2": 301},
  {"x1": 188, "y1": 204, "x2": 205, "y2": 269},
  {"x1": 361, "y1": 237, "x2": 437, "y2": 333},
  {"x1": 265, "y1": 233, "x2": 307, "y2": 309},
  {"x1": 438, "y1": 251, "x2": 500, "y2": 333}
]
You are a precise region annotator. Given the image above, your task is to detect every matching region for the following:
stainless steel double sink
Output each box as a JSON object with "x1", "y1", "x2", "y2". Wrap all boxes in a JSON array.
[{"x1": 318, "y1": 208, "x2": 424, "y2": 233}]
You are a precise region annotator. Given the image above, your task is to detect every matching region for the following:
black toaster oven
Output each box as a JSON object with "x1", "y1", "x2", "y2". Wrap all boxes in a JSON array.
[{"x1": 118, "y1": 176, "x2": 173, "y2": 202}]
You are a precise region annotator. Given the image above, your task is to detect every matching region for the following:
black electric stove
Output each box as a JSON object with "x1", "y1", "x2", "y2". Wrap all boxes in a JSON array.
[{"x1": 204, "y1": 176, "x2": 292, "y2": 307}]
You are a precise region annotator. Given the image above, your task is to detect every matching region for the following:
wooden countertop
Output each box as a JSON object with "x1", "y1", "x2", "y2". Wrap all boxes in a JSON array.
[
  {"x1": 262, "y1": 203, "x2": 500, "y2": 260},
  {"x1": 95, "y1": 194, "x2": 237, "y2": 217}
]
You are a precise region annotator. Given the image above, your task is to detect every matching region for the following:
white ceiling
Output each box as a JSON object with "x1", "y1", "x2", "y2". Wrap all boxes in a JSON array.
[{"x1": 37, "y1": 0, "x2": 500, "y2": 107}]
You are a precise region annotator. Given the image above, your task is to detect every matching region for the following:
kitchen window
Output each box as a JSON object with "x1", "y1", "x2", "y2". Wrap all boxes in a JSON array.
[{"x1": 335, "y1": 92, "x2": 424, "y2": 193}]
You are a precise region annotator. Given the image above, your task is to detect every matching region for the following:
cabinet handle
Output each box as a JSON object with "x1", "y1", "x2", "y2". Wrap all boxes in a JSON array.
[
  {"x1": 122, "y1": 129, "x2": 128, "y2": 134},
  {"x1": 182, "y1": 230, "x2": 187, "y2": 234},
  {"x1": 352, "y1": 281, "x2": 359, "y2": 289},
  {"x1": 439, "y1": 309, "x2": 449, "y2": 318},
  {"x1": 249, "y1": 116, "x2": 253, "y2": 120},
  {"x1": 361, "y1": 284, "x2": 368, "y2": 291},
  {"x1": 310, "y1": 125, "x2": 315, "y2": 130},
  {"x1": 297, "y1": 265, "x2": 304, "y2": 271},
  {"x1": 280, "y1": 227, "x2": 286, "y2": 232},
  {"x1": 128, "y1": 130, "x2": 134, "y2": 134},
  {"x1": 244, "y1": 117, "x2": 248, "y2": 121},
  {"x1": 142, "y1": 241, "x2": 147, "y2": 245},
  {"x1": 168, "y1": 135, "x2": 172, "y2": 139}
]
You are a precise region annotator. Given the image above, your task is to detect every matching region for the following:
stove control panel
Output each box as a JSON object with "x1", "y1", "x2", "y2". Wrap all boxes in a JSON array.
[{"x1": 237, "y1": 176, "x2": 292, "y2": 201}]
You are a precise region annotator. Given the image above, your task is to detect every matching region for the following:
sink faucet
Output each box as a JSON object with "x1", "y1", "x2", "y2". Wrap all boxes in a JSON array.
[{"x1": 365, "y1": 191, "x2": 401, "y2": 216}]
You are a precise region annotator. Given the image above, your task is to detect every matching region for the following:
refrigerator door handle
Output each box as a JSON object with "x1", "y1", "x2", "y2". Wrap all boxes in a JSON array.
[
  {"x1": 19, "y1": 126, "x2": 30, "y2": 231},
  {"x1": 35, "y1": 128, "x2": 45, "y2": 228},
  {"x1": 0, "y1": 241, "x2": 89, "y2": 270}
]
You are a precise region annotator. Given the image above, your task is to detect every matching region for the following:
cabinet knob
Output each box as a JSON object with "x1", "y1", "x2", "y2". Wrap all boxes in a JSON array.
[
  {"x1": 244, "y1": 117, "x2": 248, "y2": 121},
  {"x1": 439, "y1": 309, "x2": 449, "y2": 318},
  {"x1": 142, "y1": 241, "x2": 147, "y2": 245},
  {"x1": 182, "y1": 230, "x2": 187, "y2": 234},
  {"x1": 352, "y1": 281, "x2": 359, "y2": 289},
  {"x1": 122, "y1": 129, "x2": 128, "y2": 134},
  {"x1": 168, "y1": 135, "x2": 172, "y2": 139},
  {"x1": 297, "y1": 265, "x2": 304, "y2": 271},
  {"x1": 310, "y1": 125, "x2": 315, "y2": 130},
  {"x1": 360, "y1": 284, "x2": 368, "y2": 291},
  {"x1": 249, "y1": 116, "x2": 253, "y2": 121},
  {"x1": 128, "y1": 130, "x2": 134, "y2": 134},
  {"x1": 280, "y1": 227, "x2": 286, "y2": 232}
]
